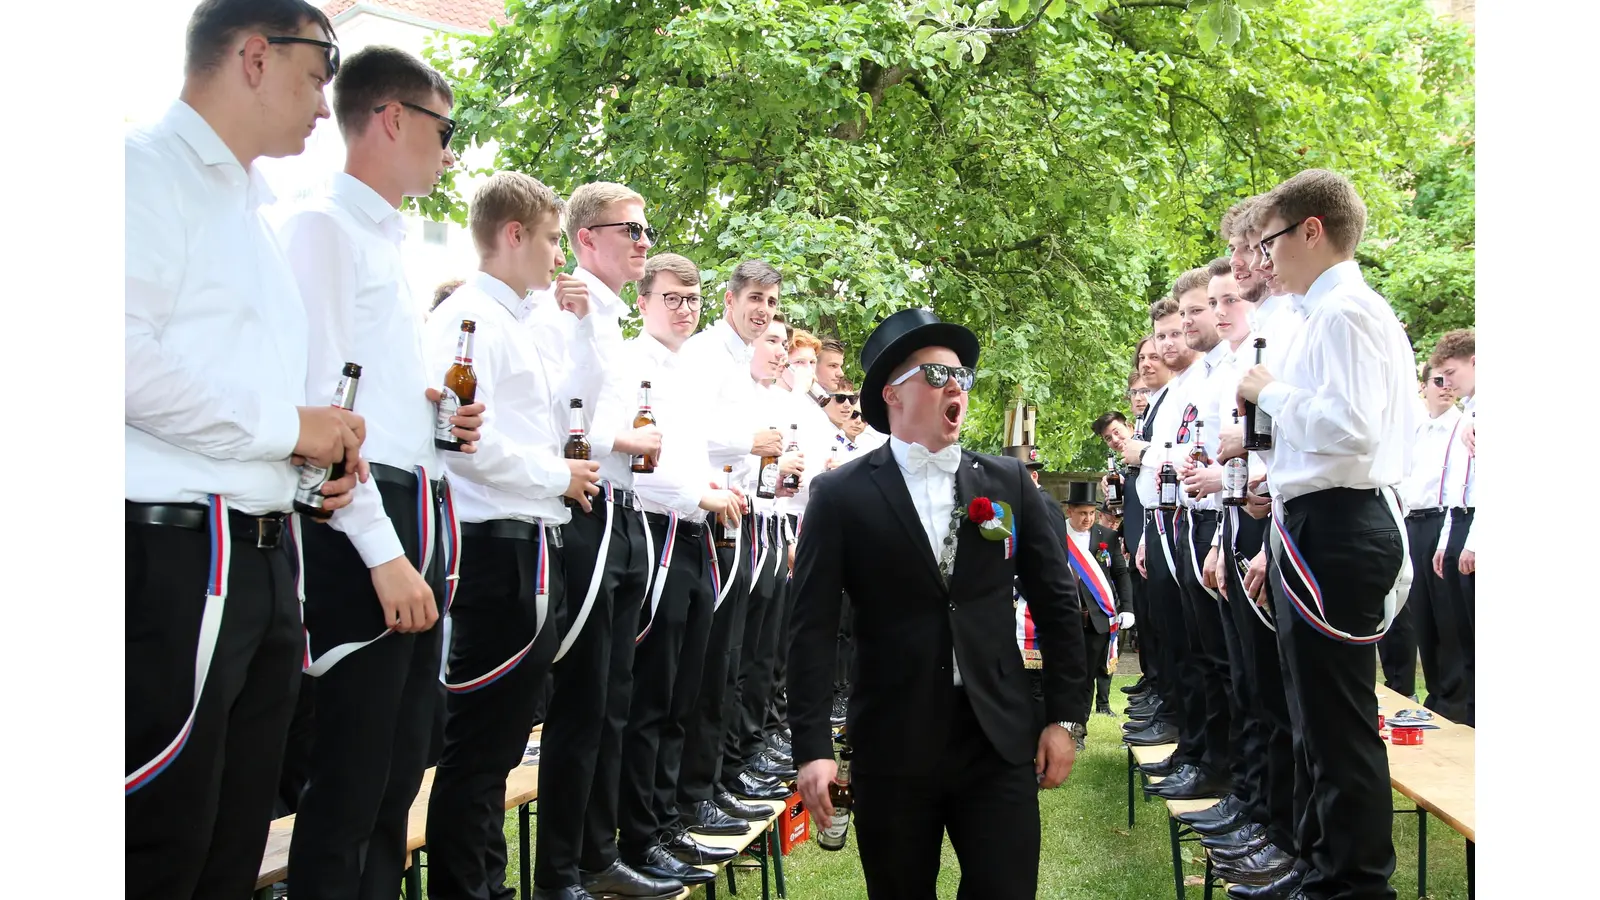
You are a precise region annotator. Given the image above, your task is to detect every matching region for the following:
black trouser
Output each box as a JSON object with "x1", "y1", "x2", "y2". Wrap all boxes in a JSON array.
[
  {"x1": 1441, "y1": 507, "x2": 1475, "y2": 727},
  {"x1": 1222, "y1": 509, "x2": 1296, "y2": 856},
  {"x1": 1273, "y1": 488, "x2": 1402, "y2": 900},
  {"x1": 1128, "y1": 568, "x2": 1157, "y2": 690},
  {"x1": 729, "y1": 515, "x2": 780, "y2": 780},
  {"x1": 276, "y1": 674, "x2": 316, "y2": 818},
  {"x1": 126, "y1": 508, "x2": 302, "y2": 900},
  {"x1": 1403, "y1": 512, "x2": 1466, "y2": 720},
  {"x1": 619, "y1": 515, "x2": 713, "y2": 858},
  {"x1": 835, "y1": 590, "x2": 855, "y2": 697},
  {"x1": 680, "y1": 518, "x2": 753, "y2": 812},
  {"x1": 1081, "y1": 623, "x2": 1111, "y2": 711},
  {"x1": 1142, "y1": 512, "x2": 1186, "y2": 730},
  {"x1": 288, "y1": 476, "x2": 445, "y2": 900},
  {"x1": 764, "y1": 515, "x2": 799, "y2": 733},
  {"x1": 427, "y1": 523, "x2": 566, "y2": 900},
  {"x1": 853, "y1": 687, "x2": 1039, "y2": 900},
  {"x1": 1174, "y1": 509, "x2": 1232, "y2": 779},
  {"x1": 536, "y1": 497, "x2": 651, "y2": 888}
]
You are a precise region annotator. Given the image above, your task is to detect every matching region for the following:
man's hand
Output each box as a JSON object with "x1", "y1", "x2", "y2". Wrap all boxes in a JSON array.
[
  {"x1": 1243, "y1": 475, "x2": 1272, "y2": 520},
  {"x1": 1244, "y1": 549, "x2": 1269, "y2": 604},
  {"x1": 1203, "y1": 546, "x2": 1221, "y2": 591},
  {"x1": 1237, "y1": 364, "x2": 1275, "y2": 408},
  {"x1": 424, "y1": 389, "x2": 485, "y2": 452},
  {"x1": 702, "y1": 483, "x2": 748, "y2": 529},
  {"x1": 1136, "y1": 540, "x2": 1147, "y2": 578},
  {"x1": 1432, "y1": 550, "x2": 1446, "y2": 579},
  {"x1": 1120, "y1": 438, "x2": 1149, "y2": 468},
  {"x1": 1459, "y1": 549, "x2": 1475, "y2": 574},
  {"x1": 1462, "y1": 420, "x2": 1476, "y2": 456},
  {"x1": 797, "y1": 758, "x2": 838, "y2": 822},
  {"x1": 371, "y1": 557, "x2": 439, "y2": 634},
  {"x1": 1216, "y1": 422, "x2": 1245, "y2": 463},
  {"x1": 554, "y1": 272, "x2": 590, "y2": 319},
  {"x1": 1035, "y1": 724, "x2": 1077, "y2": 789},
  {"x1": 752, "y1": 429, "x2": 784, "y2": 457},
  {"x1": 564, "y1": 459, "x2": 602, "y2": 513},
  {"x1": 615, "y1": 424, "x2": 663, "y2": 459},
  {"x1": 295, "y1": 405, "x2": 366, "y2": 469},
  {"x1": 315, "y1": 467, "x2": 365, "y2": 513},
  {"x1": 1184, "y1": 464, "x2": 1224, "y2": 500}
]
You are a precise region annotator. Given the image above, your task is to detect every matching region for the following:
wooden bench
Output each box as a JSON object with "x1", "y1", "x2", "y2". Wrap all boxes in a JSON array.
[{"x1": 1125, "y1": 740, "x2": 1180, "y2": 828}]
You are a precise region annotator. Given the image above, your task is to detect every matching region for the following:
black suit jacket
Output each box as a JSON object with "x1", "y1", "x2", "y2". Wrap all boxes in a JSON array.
[
  {"x1": 1077, "y1": 522, "x2": 1133, "y2": 635},
  {"x1": 786, "y1": 444, "x2": 1090, "y2": 776}
]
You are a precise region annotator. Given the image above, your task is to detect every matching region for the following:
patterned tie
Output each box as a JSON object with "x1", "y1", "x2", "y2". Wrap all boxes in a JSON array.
[{"x1": 938, "y1": 479, "x2": 961, "y2": 586}]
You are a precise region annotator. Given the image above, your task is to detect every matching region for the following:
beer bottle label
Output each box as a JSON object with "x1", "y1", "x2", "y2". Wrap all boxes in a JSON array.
[
  {"x1": 760, "y1": 462, "x2": 780, "y2": 493},
  {"x1": 1224, "y1": 461, "x2": 1248, "y2": 498},
  {"x1": 1160, "y1": 481, "x2": 1177, "y2": 506},
  {"x1": 435, "y1": 387, "x2": 460, "y2": 442},
  {"x1": 296, "y1": 463, "x2": 330, "y2": 508},
  {"x1": 1252, "y1": 408, "x2": 1274, "y2": 436}
]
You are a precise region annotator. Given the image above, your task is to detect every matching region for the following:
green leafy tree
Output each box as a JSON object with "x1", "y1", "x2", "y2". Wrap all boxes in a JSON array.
[{"x1": 423, "y1": 0, "x2": 1473, "y2": 469}]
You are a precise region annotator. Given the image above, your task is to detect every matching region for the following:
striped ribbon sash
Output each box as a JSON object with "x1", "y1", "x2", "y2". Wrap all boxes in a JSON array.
[
  {"x1": 637, "y1": 512, "x2": 678, "y2": 643},
  {"x1": 1151, "y1": 508, "x2": 1178, "y2": 579},
  {"x1": 708, "y1": 515, "x2": 742, "y2": 612},
  {"x1": 443, "y1": 522, "x2": 551, "y2": 693},
  {"x1": 1226, "y1": 506, "x2": 1276, "y2": 632},
  {"x1": 1066, "y1": 539, "x2": 1120, "y2": 675},
  {"x1": 552, "y1": 486, "x2": 616, "y2": 664},
  {"x1": 1268, "y1": 488, "x2": 1410, "y2": 644}
]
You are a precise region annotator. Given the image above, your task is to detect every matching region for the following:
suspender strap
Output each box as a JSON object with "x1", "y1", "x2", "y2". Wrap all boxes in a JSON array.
[
  {"x1": 553, "y1": 488, "x2": 614, "y2": 664},
  {"x1": 443, "y1": 523, "x2": 551, "y2": 692}
]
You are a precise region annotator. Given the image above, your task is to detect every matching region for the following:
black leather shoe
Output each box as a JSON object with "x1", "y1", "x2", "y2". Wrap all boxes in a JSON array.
[
  {"x1": 532, "y1": 887, "x2": 594, "y2": 900},
  {"x1": 1226, "y1": 860, "x2": 1308, "y2": 900},
  {"x1": 1124, "y1": 722, "x2": 1179, "y2": 745},
  {"x1": 1187, "y1": 807, "x2": 1247, "y2": 837},
  {"x1": 1153, "y1": 769, "x2": 1230, "y2": 800},
  {"x1": 829, "y1": 697, "x2": 848, "y2": 725},
  {"x1": 1139, "y1": 754, "x2": 1182, "y2": 777},
  {"x1": 1095, "y1": 701, "x2": 1115, "y2": 716},
  {"x1": 1144, "y1": 763, "x2": 1199, "y2": 793},
  {"x1": 1214, "y1": 843, "x2": 1296, "y2": 886},
  {"x1": 760, "y1": 745, "x2": 795, "y2": 767},
  {"x1": 663, "y1": 828, "x2": 738, "y2": 865},
  {"x1": 766, "y1": 731, "x2": 792, "y2": 756},
  {"x1": 1176, "y1": 793, "x2": 1238, "y2": 825},
  {"x1": 728, "y1": 769, "x2": 790, "y2": 801},
  {"x1": 580, "y1": 859, "x2": 684, "y2": 900},
  {"x1": 626, "y1": 845, "x2": 715, "y2": 886},
  {"x1": 715, "y1": 788, "x2": 775, "y2": 820},
  {"x1": 746, "y1": 752, "x2": 798, "y2": 780},
  {"x1": 1204, "y1": 824, "x2": 1268, "y2": 858},
  {"x1": 1121, "y1": 680, "x2": 1149, "y2": 694},
  {"x1": 684, "y1": 800, "x2": 752, "y2": 837}
]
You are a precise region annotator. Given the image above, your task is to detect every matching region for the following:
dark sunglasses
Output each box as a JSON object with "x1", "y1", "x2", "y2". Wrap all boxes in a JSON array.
[
  {"x1": 889, "y1": 363, "x2": 976, "y2": 392},
  {"x1": 850, "y1": 410, "x2": 862, "y2": 420},
  {"x1": 828, "y1": 393, "x2": 859, "y2": 405},
  {"x1": 262, "y1": 36, "x2": 340, "y2": 80},
  {"x1": 373, "y1": 101, "x2": 455, "y2": 149},
  {"x1": 643, "y1": 291, "x2": 701, "y2": 310},
  {"x1": 588, "y1": 221, "x2": 657, "y2": 244}
]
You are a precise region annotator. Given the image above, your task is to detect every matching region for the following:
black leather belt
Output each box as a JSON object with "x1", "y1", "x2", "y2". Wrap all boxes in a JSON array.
[
  {"x1": 370, "y1": 462, "x2": 442, "y2": 497},
  {"x1": 645, "y1": 510, "x2": 705, "y2": 541},
  {"x1": 460, "y1": 519, "x2": 564, "y2": 548},
  {"x1": 1406, "y1": 508, "x2": 1446, "y2": 520},
  {"x1": 604, "y1": 485, "x2": 640, "y2": 511},
  {"x1": 1188, "y1": 508, "x2": 1220, "y2": 521},
  {"x1": 126, "y1": 501, "x2": 287, "y2": 550}
]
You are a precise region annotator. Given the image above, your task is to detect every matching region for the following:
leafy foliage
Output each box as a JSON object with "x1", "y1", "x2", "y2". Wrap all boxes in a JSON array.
[{"x1": 424, "y1": 0, "x2": 1473, "y2": 469}]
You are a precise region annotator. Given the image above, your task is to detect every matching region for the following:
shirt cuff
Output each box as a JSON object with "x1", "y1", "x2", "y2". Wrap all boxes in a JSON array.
[
  {"x1": 347, "y1": 522, "x2": 407, "y2": 569},
  {"x1": 1256, "y1": 382, "x2": 1293, "y2": 419},
  {"x1": 252, "y1": 402, "x2": 303, "y2": 462}
]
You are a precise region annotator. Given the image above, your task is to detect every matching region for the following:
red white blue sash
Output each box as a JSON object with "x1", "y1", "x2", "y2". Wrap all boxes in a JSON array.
[
  {"x1": 637, "y1": 512, "x2": 678, "y2": 643},
  {"x1": 1269, "y1": 488, "x2": 1409, "y2": 644},
  {"x1": 126, "y1": 494, "x2": 233, "y2": 796},
  {"x1": 437, "y1": 477, "x2": 462, "y2": 681},
  {"x1": 1067, "y1": 538, "x2": 1120, "y2": 674},
  {"x1": 444, "y1": 523, "x2": 550, "y2": 692},
  {"x1": 552, "y1": 485, "x2": 615, "y2": 664},
  {"x1": 709, "y1": 513, "x2": 742, "y2": 612},
  {"x1": 1227, "y1": 506, "x2": 1276, "y2": 632},
  {"x1": 1015, "y1": 597, "x2": 1038, "y2": 651},
  {"x1": 749, "y1": 513, "x2": 769, "y2": 596}
]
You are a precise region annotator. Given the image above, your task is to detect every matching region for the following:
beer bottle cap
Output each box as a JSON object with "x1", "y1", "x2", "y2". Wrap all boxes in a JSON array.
[{"x1": 461, "y1": 320, "x2": 476, "y2": 332}]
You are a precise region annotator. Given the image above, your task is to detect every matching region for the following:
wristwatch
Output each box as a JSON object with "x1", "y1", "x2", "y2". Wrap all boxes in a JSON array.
[{"x1": 1055, "y1": 720, "x2": 1087, "y2": 741}]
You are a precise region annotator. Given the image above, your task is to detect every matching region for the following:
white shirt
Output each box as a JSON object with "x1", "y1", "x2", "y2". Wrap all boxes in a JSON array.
[
  {"x1": 1436, "y1": 395, "x2": 1477, "y2": 554},
  {"x1": 1066, "y1": 525, "x2": 1092, "y2": 555},
  {"x1": 1133, "y1": 381, "x2": 1178, "y2": 508},
  {"x1": 427, "y1": 273, "x2": 573, "y2": 525},
  {"x1": 769, "y1": 385, "x2": 839, "y2": 517},
  {"x1": 682, "y1": 319, "x2": 760, "y2": 490},
  {"x1": 1168, "y1": 342, "x2": 1230, "y2": 510},
  {"x1": 626, "y1": 332, "x2": 712, "y2": 522},
  {"x1": 888, "y1": 435, "x2": 962, "y2": 685},
  {"x1": 278, "y1": 173, "x2": 436, "y2": 567},
  {"x1": 1137, "y1": 362, "x2": 1208, "y2": 507},
  {"x1": 855, "y1": 425, "x2": 890, "y2": 452},
  {"x1": 550, "y1": 266, "x2": 638, "y2": 489},
  {"x1": 1255, "y1": 261, "x2": 1416, "y2": 502},
  {"x1": 1400, "y1": 403, "x2": 1463, "y2": 512},
  {"x1": 126, "y1": 100, "x2": 306, "y2": 515}
]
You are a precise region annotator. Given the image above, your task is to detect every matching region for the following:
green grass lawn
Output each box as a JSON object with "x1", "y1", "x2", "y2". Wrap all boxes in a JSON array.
[{"x1": 484, "y1": 673, "x2": 1469, "y2": 899}]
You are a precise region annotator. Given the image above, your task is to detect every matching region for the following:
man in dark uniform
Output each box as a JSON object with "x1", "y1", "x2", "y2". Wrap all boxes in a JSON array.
[{"x1": 1060, "y1": 482, "x2": 1133, "y2": 720}]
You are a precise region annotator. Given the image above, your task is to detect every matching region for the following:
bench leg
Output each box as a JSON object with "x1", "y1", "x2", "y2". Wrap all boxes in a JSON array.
[
  {"x1": 1466, "y1": 839, "x2": 1474, "y2": 900},
  {"x1": 1169, "y1": 815, "x2": 1186, "y2": 900},
  {"x1": 520, "y1": 802, "x2": 532, "y2": 900},
  {"x1": 772, "y1": 827, "x2": 786, "y2": 898},
  {"x1": 708, "y1": 876, "x2": 718, "y2": 900},
  {"x1": 1203, "y1": 856, "x2": 1215, "y2": 900},
  {"x1": 760, "y1": 833, "x2": 770, "y2": 900},
  {"x1": 1128, "y1": 747, "x2": 1136, "y2": 828},
  {"x1": 1416, "y1": 808, "x2": 1427, "y2": 900},
  {"x1": 407, "y1": 850, "x2": 424, "y2": 899}
]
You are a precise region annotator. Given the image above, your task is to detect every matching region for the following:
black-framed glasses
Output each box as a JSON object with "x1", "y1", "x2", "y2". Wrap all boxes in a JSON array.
[
  {"x1": 889, "y1": 363, "x2": 976, "y2": 392},
  {"x1": 643, "y1": 291, "x2": 701, "y2": 310},
  {"x1": 828, "y1": 393, "x2": 859, "y2": 405},
  {"x1": 263, "y1": 36, "x2": 340, "y2": 80},
  {"x1": 373, "y1": 101, "x2": 455, "y2": 149},
  {"x1": 1127, "y1": 387, "x2": 1151, "y2": 398},
  {"x1": 588, "y1": 221, "x2": 657, "y2": 244},
  {"x1": 850, "y1": 410, "x2": 862, "y2": 420},
  {"x1": 1258, "y1": 217, "x2": 1314, "y2": 262}
]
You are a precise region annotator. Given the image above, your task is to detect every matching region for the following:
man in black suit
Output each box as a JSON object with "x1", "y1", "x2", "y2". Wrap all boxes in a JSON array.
[
  {"x1": 1060, "y1": 482, "x2": 1133, "y2": 720},
  {"x1": 788, "y1": 309, "x2": 1089, "y2": 900}
]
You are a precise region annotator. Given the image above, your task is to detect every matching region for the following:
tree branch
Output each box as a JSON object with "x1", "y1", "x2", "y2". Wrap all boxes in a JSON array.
[{"x1": 1107, "y1": 1, "x2": 1193, "y2": 11}]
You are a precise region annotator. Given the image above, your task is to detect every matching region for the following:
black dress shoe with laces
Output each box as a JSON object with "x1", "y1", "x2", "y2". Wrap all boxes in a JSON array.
[
  {"x1": 728, "y1": 769, "x2": 790, "y2": 801},
  {"x1": 1121, "y1": 679, "x2": 1149, "y2": 694},
  {"x1": 746, "y1": 752, "x2": 798, "y2": 780},
  {"x1": 532, "y1": 887, "x2": 594, "y2": 900},
  {"x1": 1176, "y1": 793, "x2": 1238, "y2": 825},
  {"x1": 1226, "y1": 860, "x2": 1308, "y2": 900},
  {"x1": 760, "y1": 745, "x2": 795, "y2": 767},
  {"x1": 766, "y1": 731, "x2": 792, "y2": 756},
  {"x1": 1203, "y1": 823, "x2": 1267, "y2": 857},
  {"x1": 626, "y1": 845, "x2": 716, "y2": 886},
  {"x1": 1144, "y1": 763, "x2": 1199, "y2": 793},
  {"x1": 1213, "y1": 843, "x2": 1296, "y2": 886},
  {"x1": 1139, "y1": 754, "x2": 1183, "y2": 777},
  {"x1": 1187, "y1": 806, "x2": 1247, "y2": 837},
  {"x1": 1124, "y1": 722, "x2": 1179, "y2": 745},
  {"x1": 663, "y1": 828, "x2": 738, "y2": 865},
  {"x1": 1151, "y1": 768, "x2": 1230, "y2": 800},
  {"x1": 684, "y1": 800, "x2": 752, "y2": 836},
  {"x1": 580, "y1": 859, "x2": 684, "y2": 900},
  {"x1": 715, "y1": 788, "x2": 775, "y2": 820}
]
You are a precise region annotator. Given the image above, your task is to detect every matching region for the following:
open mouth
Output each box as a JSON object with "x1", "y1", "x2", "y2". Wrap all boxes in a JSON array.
[{"x1": 944, "y1": 402, "x2": 962, "y2": 426}]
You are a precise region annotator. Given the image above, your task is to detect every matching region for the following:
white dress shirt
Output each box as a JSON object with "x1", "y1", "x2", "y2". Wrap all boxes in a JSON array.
[
  {"x1": 626, "y1": 333, "x2": 712, "y2": 522},
  {"x1": 1254, "y1": 261, "x2": 1416, "y2": 502},
  {"x1": 1436, "y1": 394, "x2": 1477, "y2": 554},
  {"x1": 682, "y1": 319, "x2": 760, "y2": 491},
  {"x1": 126, "y1": 100, "x2": 306, "y2": 515},
  {"x1": 769, "y1": 386, "x2": 839, "y2": 518},
  {"x1": 1137, "y1": 361, "x2": 1209, "y2": 507},
  {"x1": 1172, "y1": 342, "x2": 1230, "y2": 511},
  {"x1": 1133, "y1": 381, "x2": 1177, "y2": 508},
  {"x1": 427, "y1": 272, "x2": 573, "y2": 525},
  {"x1": 1400, "y1": 404, "x2": 1463, "y2": 512},
  {"x1": 889, "y1": 436, "x2": 963, "y2": 686},
  {"x1": 548, "y1": 266, "x2": 639, "y2": 490},
  {"x1": 278, "y1": 172, "x2": 437, "y2": 567},
  {"x1": 855, "y1": 425, "x2": 890, "y2": 452}
]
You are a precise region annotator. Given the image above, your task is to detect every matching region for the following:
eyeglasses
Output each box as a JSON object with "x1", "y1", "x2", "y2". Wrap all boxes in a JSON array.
[
  {"x1": 849, "y1": 410, "x2": 862, "y2": 420},
  {"x1": 1127, "y1": 388, "x2": 1150, "y2": 398},
  {"x1": 1258, "y1": 217, "x2": 1315, "y2": 262},
  {"x1": 262, "y1": 36, "x2": 341, "y2": 80},
  {"x1": 373, "y1": 101, "x2": 455, "y2": 148},
  {"x1": 889, "y1": 363, "x2": 976, "y2": 392},
  {"x1": 827, "y1": 393, "x2": 859, "y2": 405},
  {"x1": 588, "y1": 221, "x2": 656, "y2": 244},
  {"x1": 643, "y1": 291, "x2": 701, "y2": 310}
]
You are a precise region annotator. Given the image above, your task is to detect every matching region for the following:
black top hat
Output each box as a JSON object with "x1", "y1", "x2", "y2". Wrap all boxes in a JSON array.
[
  {"x1": 1064, "y1": 480, "x2": 1097, "y2": 507},
  {"x1": 1024, "y1": 447, "x2": 1045, "y2": 471},
  {"x1": 859, "y1": 308, "x2": 980, "y2": 434}
]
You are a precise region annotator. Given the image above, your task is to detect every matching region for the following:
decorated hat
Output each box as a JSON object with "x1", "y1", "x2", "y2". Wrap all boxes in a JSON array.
[
  {"x1": 1024, "y1": 446, "x2": 1046, "y2": 471},
  {"x1": 859, "y1": 308, "x2": 980, "y2": 434},
  {"x1": 1064, "y1": 480, "x2": 1097, "y2": 507}
]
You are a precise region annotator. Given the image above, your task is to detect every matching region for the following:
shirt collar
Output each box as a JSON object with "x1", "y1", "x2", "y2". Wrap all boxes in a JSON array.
[
  {"x1": 163, "y1": 99, "x2": 276, "y2": 209},
  {"x1": 572, "y1": 266, "x2": 626, "y2": 317},
  {"x1": 331, "y1": 172, "x2": 403, "y2": 243},
  {"x1": 636, "y1": 328, "x2": 679, "y2": 365},
  {"x1": 1296, "y1": 260, "x2": 1363, "y2": 317},
  {"x1": 471, "y1": 271, "x2": 533, "y2": 321},
  {"x1": 1202, "y1": 341, "x2": 1228, "y2": 373}
]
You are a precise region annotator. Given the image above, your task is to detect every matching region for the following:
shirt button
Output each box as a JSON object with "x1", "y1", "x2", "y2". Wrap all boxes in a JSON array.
[{"x1": 949, "y1": 602, "x2": 957, "y2": 611}]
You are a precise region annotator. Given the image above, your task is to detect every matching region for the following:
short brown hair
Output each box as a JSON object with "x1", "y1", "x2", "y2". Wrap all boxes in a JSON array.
[
  {"x1": 1428, "y1": 328, "x2": 1475, "y2": 367},
  {"x1": 1126, "y1": 369, "x2": 1142, "y2": 389},
  {"x1": 1149, "y1": 298, "x2": 1179, "y2": 323},
  {"x1": 833, "y1": 376, "x2": 857, "y2": 392},
  {"x1": 431, "y1": 278, "x2": 463, "y2": 311},
  {"x1": 565, "y1": 182, "x2": 644, "y2": 247},
  {"x1": 729, "y1": 259, "x2": 782, "y2": 297},
  {"x1": 1131, "y1": 336, "x2": 1153, "y2": 372},
  {"x1": 1219, "y1": 196, "x2": 1261, "y2": 241},
  {"x1": 1170, "y1": 267, "x2": 1211, "y2": 302},
  {"x1": 819, "y1": 338, "x2": 846, "y2": 359},
  {"x1": 640, "y1": 253, "x2": 700, "y2": 297},
  {"x1": 1207, "y1": 257, "x2": 1232, "y2": 278},
  {"x1": 1257, "y1": 169, "x2": 1368, "y2": 254},
  {"x1": 789, "y1": 328, "x2": 822, "y2": 357},
  {"x1": 185, "y1": 0, "x2": 333, "y2": 77},
  {"x1": 468, "y1": 171, "x2": 563, "y2": 256},
  {"x1": 1092, "y1": 411, "x2": 1130, "y2": 437},
  {"x1": 332, "y1": 46, "x2": 451, "y2": 139}
]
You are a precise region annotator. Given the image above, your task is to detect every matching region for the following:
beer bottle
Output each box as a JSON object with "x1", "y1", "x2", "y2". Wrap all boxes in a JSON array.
[
  {"x1": 817, "y1": 741, "x2": 854, "y2": 851},
  {"x1": 1242, "y1": 337, "x2": 1274, "y2": 450},
  {"x1": 1158, "y1": 443, "x2": 1179, "y2": 511},
  {"x1": 564, "y1": 399, "x2": 590, "y2": 509},
  {"x1": 435, "y1": 320, "x2": 477, "y2": 451},
  {"x1": 1128, "y1": 415, "x2": 1145, "y2": 471},
  {"x1": 631, "y1": 380, "x2": 657, "y2": 473},
  {"x1": 713, "y1": 465, "x2": 737, "y2": 549},
  {"x1": 1104, "y1": 455, "x2": 1124, "y2": 511},
  {"x1": 757, "y1": 425, "x2": 781, "y2": 500},
  {"x1": 1223, "y1": 414, "x2": 1248, "y2": 506},
  {"x1": 1185, "y1": 420, "x2": 1210, "y2": 497},
  {"x1": 295, "y1": 362, "x2": 362, "y2": 520},
  {"x1": 780, "y1": 423, "x2": 802, "y2": 491}
]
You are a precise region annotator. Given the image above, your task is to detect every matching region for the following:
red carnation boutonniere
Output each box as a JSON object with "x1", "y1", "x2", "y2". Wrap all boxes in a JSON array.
[
  {"x1": 965, "y1": 495, "x2": 1016, "y2": 558},
  {"x1": 1096, "y1": 541, "x2": 1113, "y2": 567}
]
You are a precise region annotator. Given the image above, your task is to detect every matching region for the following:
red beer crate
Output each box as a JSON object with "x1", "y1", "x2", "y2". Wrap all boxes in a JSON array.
[{"x1": 777, "y1": 790, "x2": 809, "y2": 855}]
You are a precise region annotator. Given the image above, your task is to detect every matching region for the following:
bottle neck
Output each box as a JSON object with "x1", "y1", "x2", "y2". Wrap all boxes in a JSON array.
[
  {"x1": 332, "y1": 374, "x2": 359, "y2": 410},
  {"x1": 638, "y1": 387, "x2": 651, "y2": 410},
  {"x1": 569, "y1": 408, "x2": 586, "y2": 434},
  {"x1": 455, "y1": 331, "x2": 475, "y2": 365}
]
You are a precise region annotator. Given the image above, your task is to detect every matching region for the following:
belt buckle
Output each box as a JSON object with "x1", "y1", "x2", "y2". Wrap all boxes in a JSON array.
[
  {"x1": 256, "y1": 516, "x2": 283, "y2": 550},
  {"x1": 548, "y1": 525, "x2": 564, "y2": 550}
]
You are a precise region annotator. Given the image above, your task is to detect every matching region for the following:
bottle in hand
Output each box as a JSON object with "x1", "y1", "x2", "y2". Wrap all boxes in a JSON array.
[
  {"x1": 1185, "y1": 420, "x2": 1211, "y2": 497},
  {"x1": 757, "y1": 425, "x2": 781, "y2": 500},
  {"x1": 631, "y1": 380, "x2": 656, "y2": 473},
  {"x1": 295, "y1": 362, "x2": 362, "y2": 520},
  {"x1": 713, "y1": 465, "x2": 737, "y2": 549},
  {"x1": 564, "y1": 399, "x2": 590, "y2": 509},
  {"x1": 1222, "y1": 410, "x2": 1248, "y2": 507},
  {"x1": 1105, "y1": 455, "x2": 1124, "y2": 511},
  {"x1": 781, "y1": 423, "x2": 801, "y2": 491},
  {"x1": 1158, "y1": 443, "x2": 1179, "y2": 511},
  {"x1": 816, "y1": 741, "x2": 854, "y2": 851},
  {"x1": 435, "y1": 319, "x2": 477, "y2": 451},
  {"x1": 1242, "y1": 337, "x2": 1273, "y2": 451}
]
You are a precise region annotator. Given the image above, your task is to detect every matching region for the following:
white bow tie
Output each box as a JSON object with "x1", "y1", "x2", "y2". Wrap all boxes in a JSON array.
[{"x1": 907, "y1": 443, "x2": 961, "y2": 474}]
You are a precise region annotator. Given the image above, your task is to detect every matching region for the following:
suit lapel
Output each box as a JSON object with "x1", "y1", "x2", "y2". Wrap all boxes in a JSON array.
[
  {"x1": 866, "y1": 444, "x2": 943, "y2": 586},
  {"x1": 948, "y1": 451, "x2": 983, "y2": 597}
]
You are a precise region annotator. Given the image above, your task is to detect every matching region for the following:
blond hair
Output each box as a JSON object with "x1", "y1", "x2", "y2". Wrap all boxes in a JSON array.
[
  {"x1": 1256, "y1": 169, "x2": 1368, "y2": 254},
  {"x1": 468, "y1": 171, "x2": 563, "y2": 256},
  {"x1": 565, "y1": 182, "x2": 645, "y2": 246},
  {"x1": 1219, "y1": 196, "x2": 1261, "y2": 241},
  {"x1": 1170, "y1": 267, "x2": 1211, "y2": 303},
  {"x1": 640, "y1": 253, "x2": 701, "y2": 296}
]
